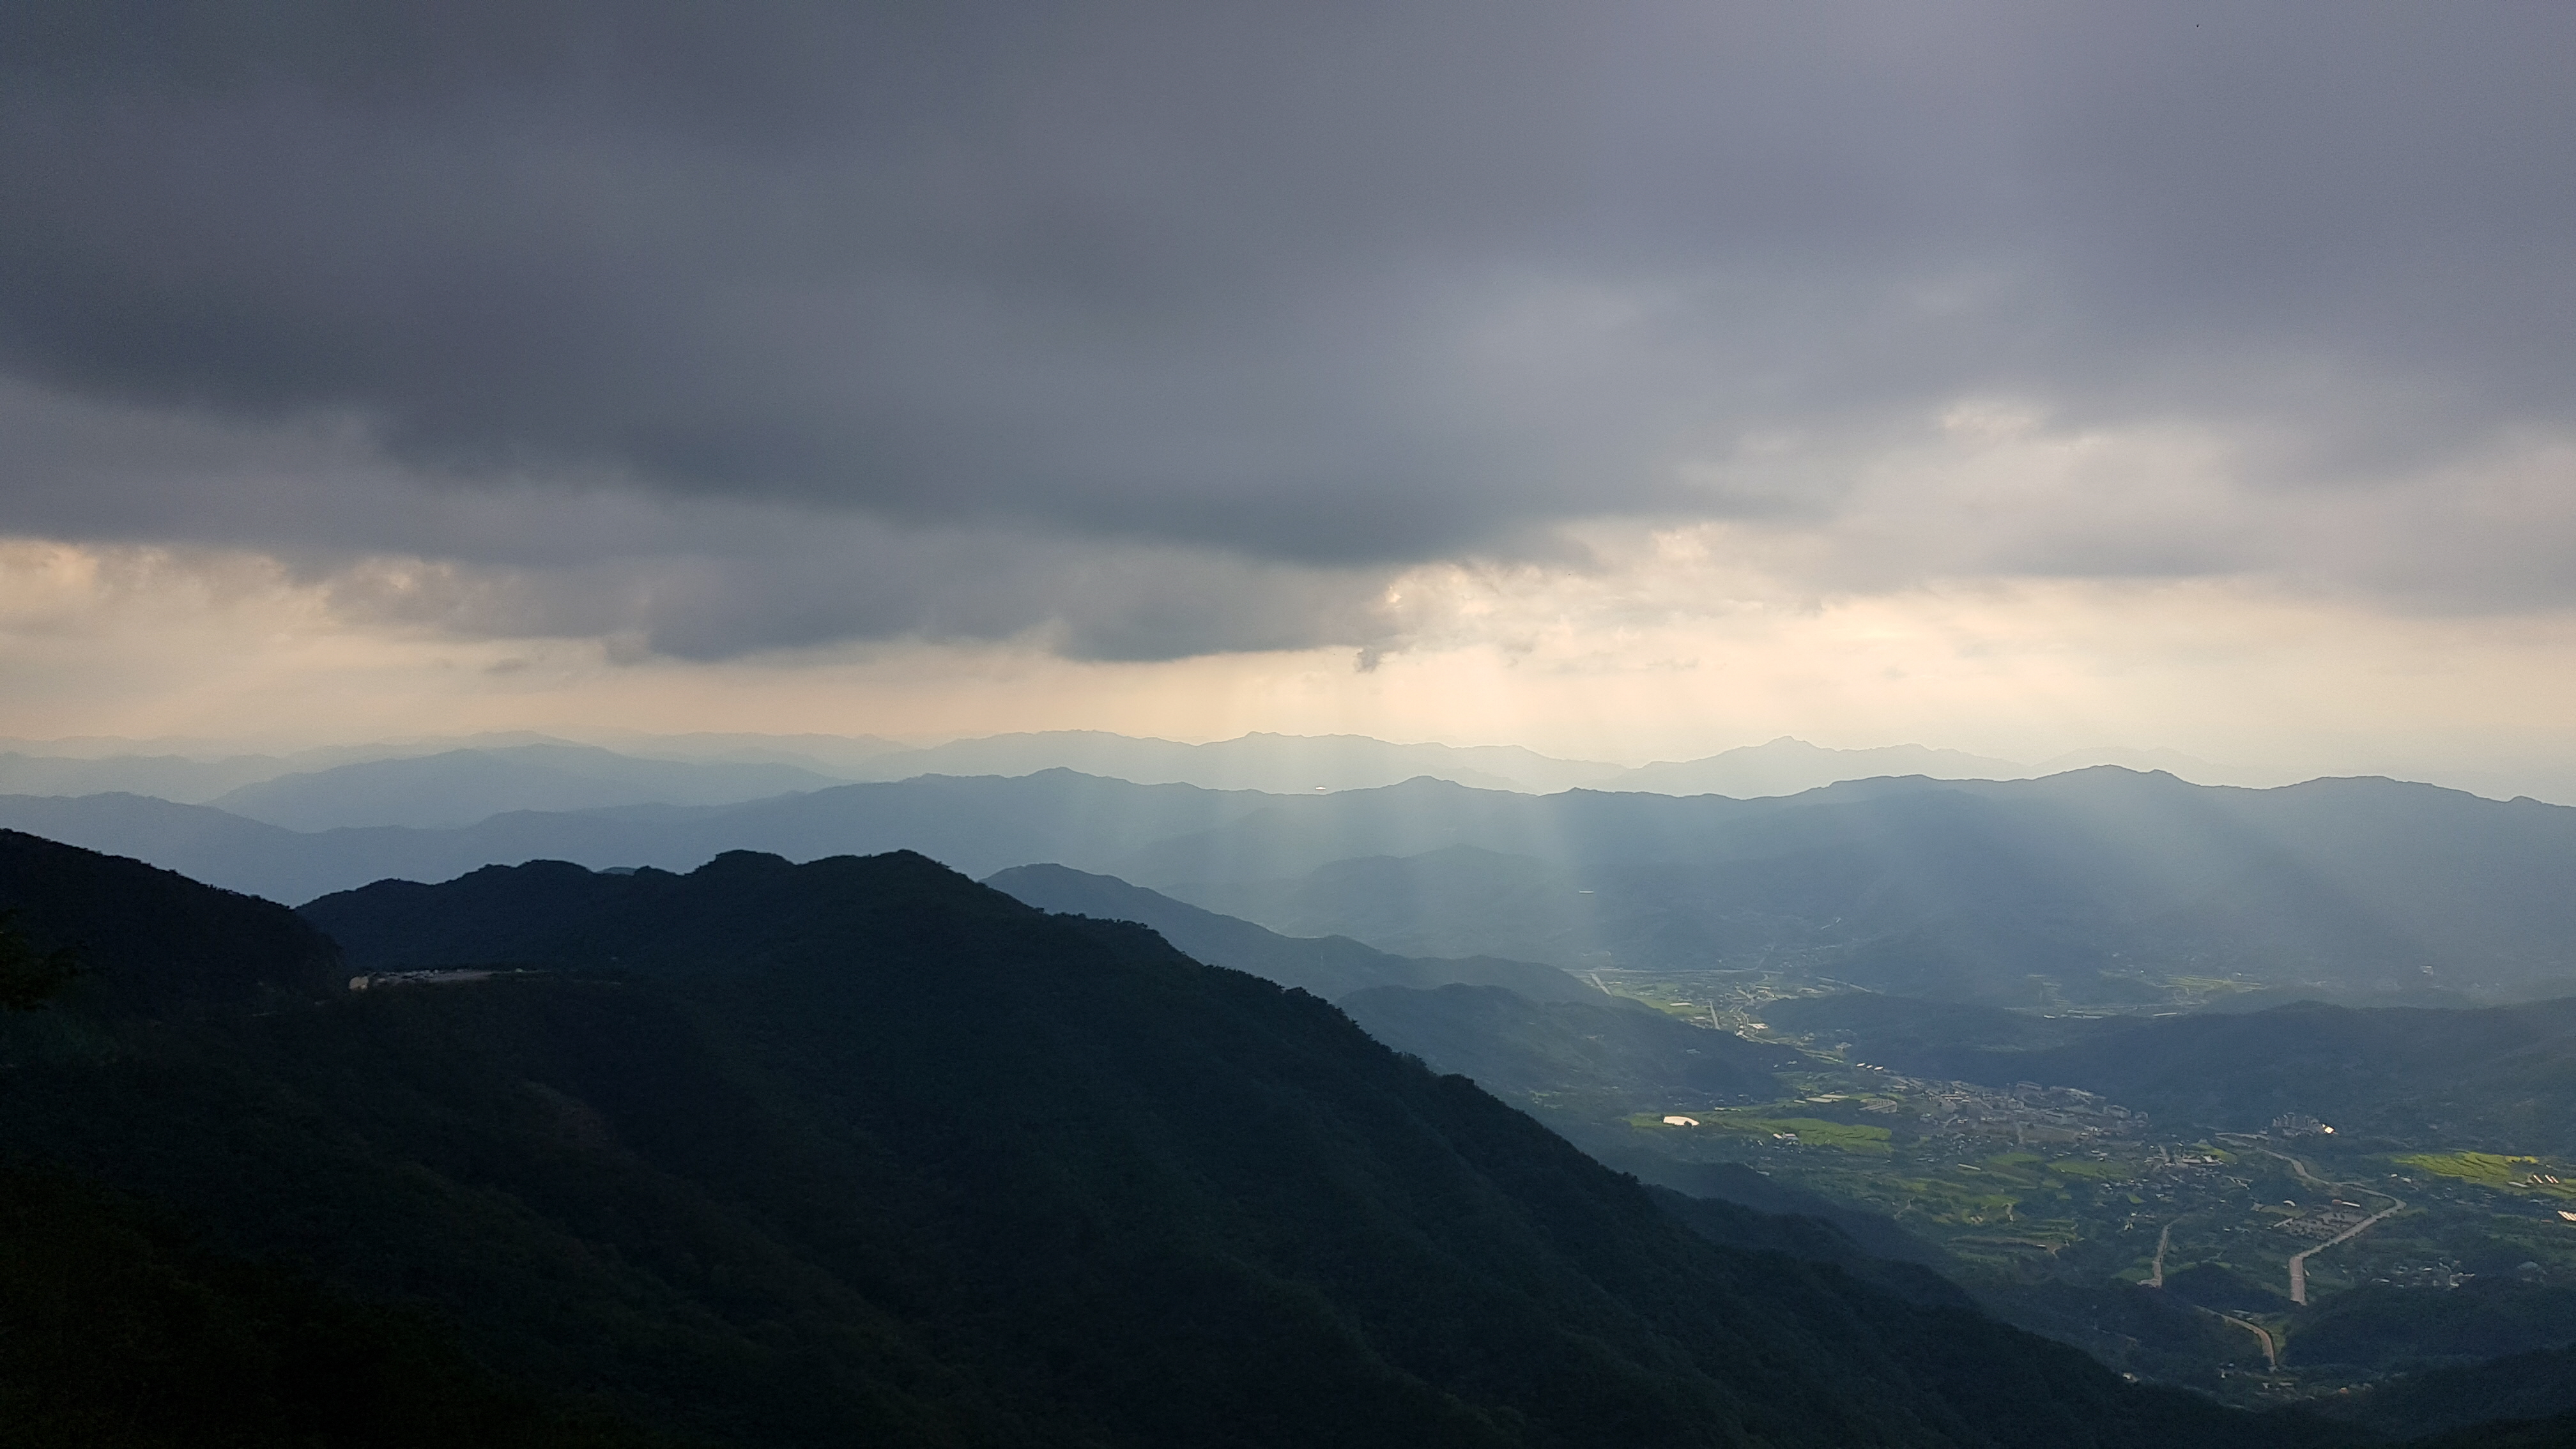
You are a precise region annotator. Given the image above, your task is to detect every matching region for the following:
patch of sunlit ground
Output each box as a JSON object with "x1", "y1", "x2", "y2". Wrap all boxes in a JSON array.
[
  {"x1": 1630, "y1": 1108, "x2": 1894, "y2": 1155},
  {"x1": 2394, "y1": 1151, "x2": 2576, "y2": 1200}
]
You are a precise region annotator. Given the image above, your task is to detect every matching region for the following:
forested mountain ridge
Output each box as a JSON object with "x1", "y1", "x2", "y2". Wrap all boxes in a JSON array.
[
  {"x1": 0, "y1": 827, "x2": 341, "y2": 1012},
  {"x1": 1341, "y1": 982, "x2": 1800, "y2": 1107},
  {"x1": 3, "y1": 830, "x2": 2368, "y2": 1448},
  {"x1": 8, "y1": 765, "x2": 2573, "y2": 1004},
  {"x1": 210, "y1": 744, "x2": 843, "y2": 829},
  {"x1": 980, "y1": 861, "x2": 1595, "y2": 1001}
]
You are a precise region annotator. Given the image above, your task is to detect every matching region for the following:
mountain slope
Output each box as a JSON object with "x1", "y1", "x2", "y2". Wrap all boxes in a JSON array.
[
  {"x1": 12, "y1": 766, "x2": 2575, "y2": 1003},
  {"x1": 0, "y1": 827, "x2": 341, "y2": 1013},
  {"x1": 211, "y1": 744, "x2": 839, "y2": 829},
  {"x1": 1158, "y1": 770, "x2": 2576, "y2": 1000},
  {"x1": 0, "y1": 1166, "x2": 658, "y2": 1449},
  {"x1": 1340, "y1": 983, "x2": 1801, "y2": 1106},
  {"x1": 981, "y1": 862, "x2": 1593, "y2": 1002},
  {"x1": 0, "y1": 770, "x2": 1285, "y2": 904},
  {"x1": 0, "y1": 749, "x2": 299, "y2": 803},
  {"x1": 4, "y1": 835, "x2": 2356, "y2": 1448},
  {"x1": 1607, "y1": 738, "x2": 2030, "y2": 797},
  {"x1": 845, "y1": 730, "x2": 1623, "y2": 793}
]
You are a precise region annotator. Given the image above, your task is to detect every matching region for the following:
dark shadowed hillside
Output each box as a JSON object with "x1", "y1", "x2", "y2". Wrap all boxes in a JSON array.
[
  {"x1": 0, "y1": 1167, "x2": 661, "y2": 1449},
  {"x1": 0, "y1": 829, "x2": 341, "y2": 1013},
  {"x1": 3, "y1": 834, "x2": 2368, "y2": 1448},
  {"x1": 1341, "y1": 982, "x2": 1799, "y2": 1108},
  {"x1": 981, "y1": 862, "x2": 1593, "y2": 1001}
]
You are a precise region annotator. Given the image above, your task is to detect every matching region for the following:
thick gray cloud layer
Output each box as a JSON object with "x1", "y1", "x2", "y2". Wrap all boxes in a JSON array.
[{"x1": 3, "y1": 2, "x2": 2572, "y2": 657}]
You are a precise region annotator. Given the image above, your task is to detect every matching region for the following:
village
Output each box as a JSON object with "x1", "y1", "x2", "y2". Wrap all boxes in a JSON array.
[{"x1": 1901, "y1": 1077, "x2": 2150, "y2": 1146}]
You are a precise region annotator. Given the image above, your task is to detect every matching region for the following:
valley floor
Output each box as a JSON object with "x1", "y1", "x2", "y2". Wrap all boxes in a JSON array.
[{"x1": 1570, "y1": 971, "x2": 2576, "y2": 1413}]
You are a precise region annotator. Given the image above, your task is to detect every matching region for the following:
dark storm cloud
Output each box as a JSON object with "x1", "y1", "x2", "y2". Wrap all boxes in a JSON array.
[{"x1": 2, "y1": 1, "x2": 2573, "y2": 656}]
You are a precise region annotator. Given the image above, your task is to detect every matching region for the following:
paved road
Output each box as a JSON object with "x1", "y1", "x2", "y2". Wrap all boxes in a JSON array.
[
  {"x1": 2223, "y1": 1137, "x2": 2405, "y2": 1305},
  {"x1": 2220, "y1": 1313, "x2": 2279, "y2": 1371},
  {"x1": 2288, "y1": 1200, "x2": 2404, "y2": 1305},
  {"x1": 2149, "y1": 1220, "x2": 2173, "y2": 1289}
]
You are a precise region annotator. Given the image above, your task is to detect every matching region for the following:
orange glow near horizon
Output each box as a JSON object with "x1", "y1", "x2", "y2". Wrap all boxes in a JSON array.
[{"x1": 4, "y1": 535, "x2": 2574, "y2": 793}]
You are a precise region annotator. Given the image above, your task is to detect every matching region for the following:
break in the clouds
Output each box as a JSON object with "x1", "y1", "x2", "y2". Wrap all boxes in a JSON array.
[{"x1": 3, "y1": 1, "x2": 2573, "y2": 660}]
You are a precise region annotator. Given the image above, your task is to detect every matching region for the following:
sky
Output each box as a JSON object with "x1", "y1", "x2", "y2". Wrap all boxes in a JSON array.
[{"x1": 3, "y1": 3, "x2": 2573, "y2": 783}]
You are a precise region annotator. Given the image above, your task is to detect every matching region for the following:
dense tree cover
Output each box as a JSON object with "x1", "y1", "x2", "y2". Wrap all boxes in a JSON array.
[
  {"x1": 2330, "y1": 1345, "x2": 2576, "y2": 1440},
  {"x1": 0, "y1": 908, "x2": 81, "y2": 1010},
  {"x1": 1643, "y1": 1186, "x2": 1970, "y2": 1311},
  {"x1": 1, "y1": 836, "x2": 2382, "y2": 1446},
  {"x1": 0, "y1": 828, "x2": 341, "y2": 1013},
  {"x1": 1560, "y1": 1131, "x2": 1949, "y2": 1267},
  {"x1": 1340, "y1": 981, "x2": 1797, "y2": 1107},
  {"x1": 2407, "y1": 1415, "x2": 2576, "y2": 1449},
  {"x1": 983, "y1": 861, "x2": 1593, "y2": 1001},
  {"x1": 2292, "y1": 1280, "x2": 2576, "y2": 1372},
  {"x1": 1965, "y1": 1280, "x2": 2260, "y2": 1393},
  {"x1": 2161, "y1": 1263, "x2": 2291, "y2": 1316},
  {"x1": 0, "y1": 1166, "x2": 664, "y2": 1449}
]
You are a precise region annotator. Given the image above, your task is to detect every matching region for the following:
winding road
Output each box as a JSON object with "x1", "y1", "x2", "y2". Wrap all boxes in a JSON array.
[
  {"x1": 2288, "y1": 1200, "x2": 2405, "y2": 1305},
  {"x1": 2220, "y1": 1314, "x2": 2279, "y2": 1370},
  {"x1": 2223, "y1": 1137, "x2": 2405, "y2": 1305}
]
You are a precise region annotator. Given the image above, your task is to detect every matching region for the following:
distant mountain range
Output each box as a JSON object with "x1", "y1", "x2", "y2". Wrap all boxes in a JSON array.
[
  {"x1": 840, "y1": 729, "x2": 1627, "y2": 793},
  {"x1": 209, "y1": 743, "x2": 847, "y2": 829},
  {"x1": 981, "y1": 862, "x2": 1595, "y2": 1002},
  {"x1": 1, "y1": 728, "x2": 2302, "y2": 816},
  {"x1": 7, "y1": 766, "x2": 2575, "y2": 1005}
]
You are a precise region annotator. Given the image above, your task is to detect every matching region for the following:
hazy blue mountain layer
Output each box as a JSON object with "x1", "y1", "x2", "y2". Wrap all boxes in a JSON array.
[
  {"x1": 1150, "y1": 771, "x2": 2576, "y2": 1000},
  {"x1": 842, "y1": 729, "x2": 1624, "y2": 793},
  {"x1": 0, "y1": 770, "x2": 1278, "y2": 903},
  {"x1": 0, "y1": 732, "x2": 837, "y2": 804},
  {"x1": 983, "y1": 862, "x2": 1593, "y2": 1001},
  {"x1": 6, "y1": 766, "x2": 2575, "y2": 1002},
  {"x1": 210, "y1": 744, "x2": 843, "y2": 829},
  {"x1": 2, "y1": 731, "x2": 2313, "y2": 809},
  {"x1": 1610, "y1": 738, "x2": 2032, "y2": 797},
  {"x1": 0, "y1": 749, "x2": 298, "y2": 803},
  {"x1": 0, "y1": 830, "x2": 2366, "y2": 1448}
]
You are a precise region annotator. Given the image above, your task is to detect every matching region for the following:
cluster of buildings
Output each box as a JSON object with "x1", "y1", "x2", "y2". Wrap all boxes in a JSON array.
[
  {"x1": 1912, "y1": 1080, "x2": 2149, "y2": 1145},
  {"x1": 348, "y1": 969, "x2": 503, "y2": 990},
  {"x1": 2271, "y1": 1202, "x2": 2375, "y2": 1239}
]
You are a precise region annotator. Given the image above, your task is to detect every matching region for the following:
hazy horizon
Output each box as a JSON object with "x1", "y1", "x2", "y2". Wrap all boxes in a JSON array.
[{"x1": 6, "y1": 723, "x2": 2574, "y2": 806}]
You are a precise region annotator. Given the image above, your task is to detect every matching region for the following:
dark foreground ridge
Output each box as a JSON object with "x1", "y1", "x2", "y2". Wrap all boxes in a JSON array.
[{"x1": 8, "y1": 832, "x2": 2368, "y2": 1446}]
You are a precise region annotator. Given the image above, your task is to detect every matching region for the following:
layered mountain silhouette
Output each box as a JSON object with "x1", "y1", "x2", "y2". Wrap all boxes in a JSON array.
[
  {"x1": 1340, "y1": 982, "x2": 1800, "y2": 1106},
  {"x1": 838, "y1": 728, "x2": 1623, "y2": 793},
  {"x1": 0, "y1": 729, "x2": 2299, "y2": 812},
  {"x1": 982, "y1": 862, "x2": 1594, "y2": 1001},
  {"x1": 1611, "y1": 738, "x2": 2031, "y2": 796},
  {"x1": 210, "y1": 743, "x2": 843, "y2": 829},
  {"x1": 9, "y1": 766, "x2": 2576, "y2": 1003},
  {"x1": 2, "y1": 829, "x2": 2368, "y2": 1448}
]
